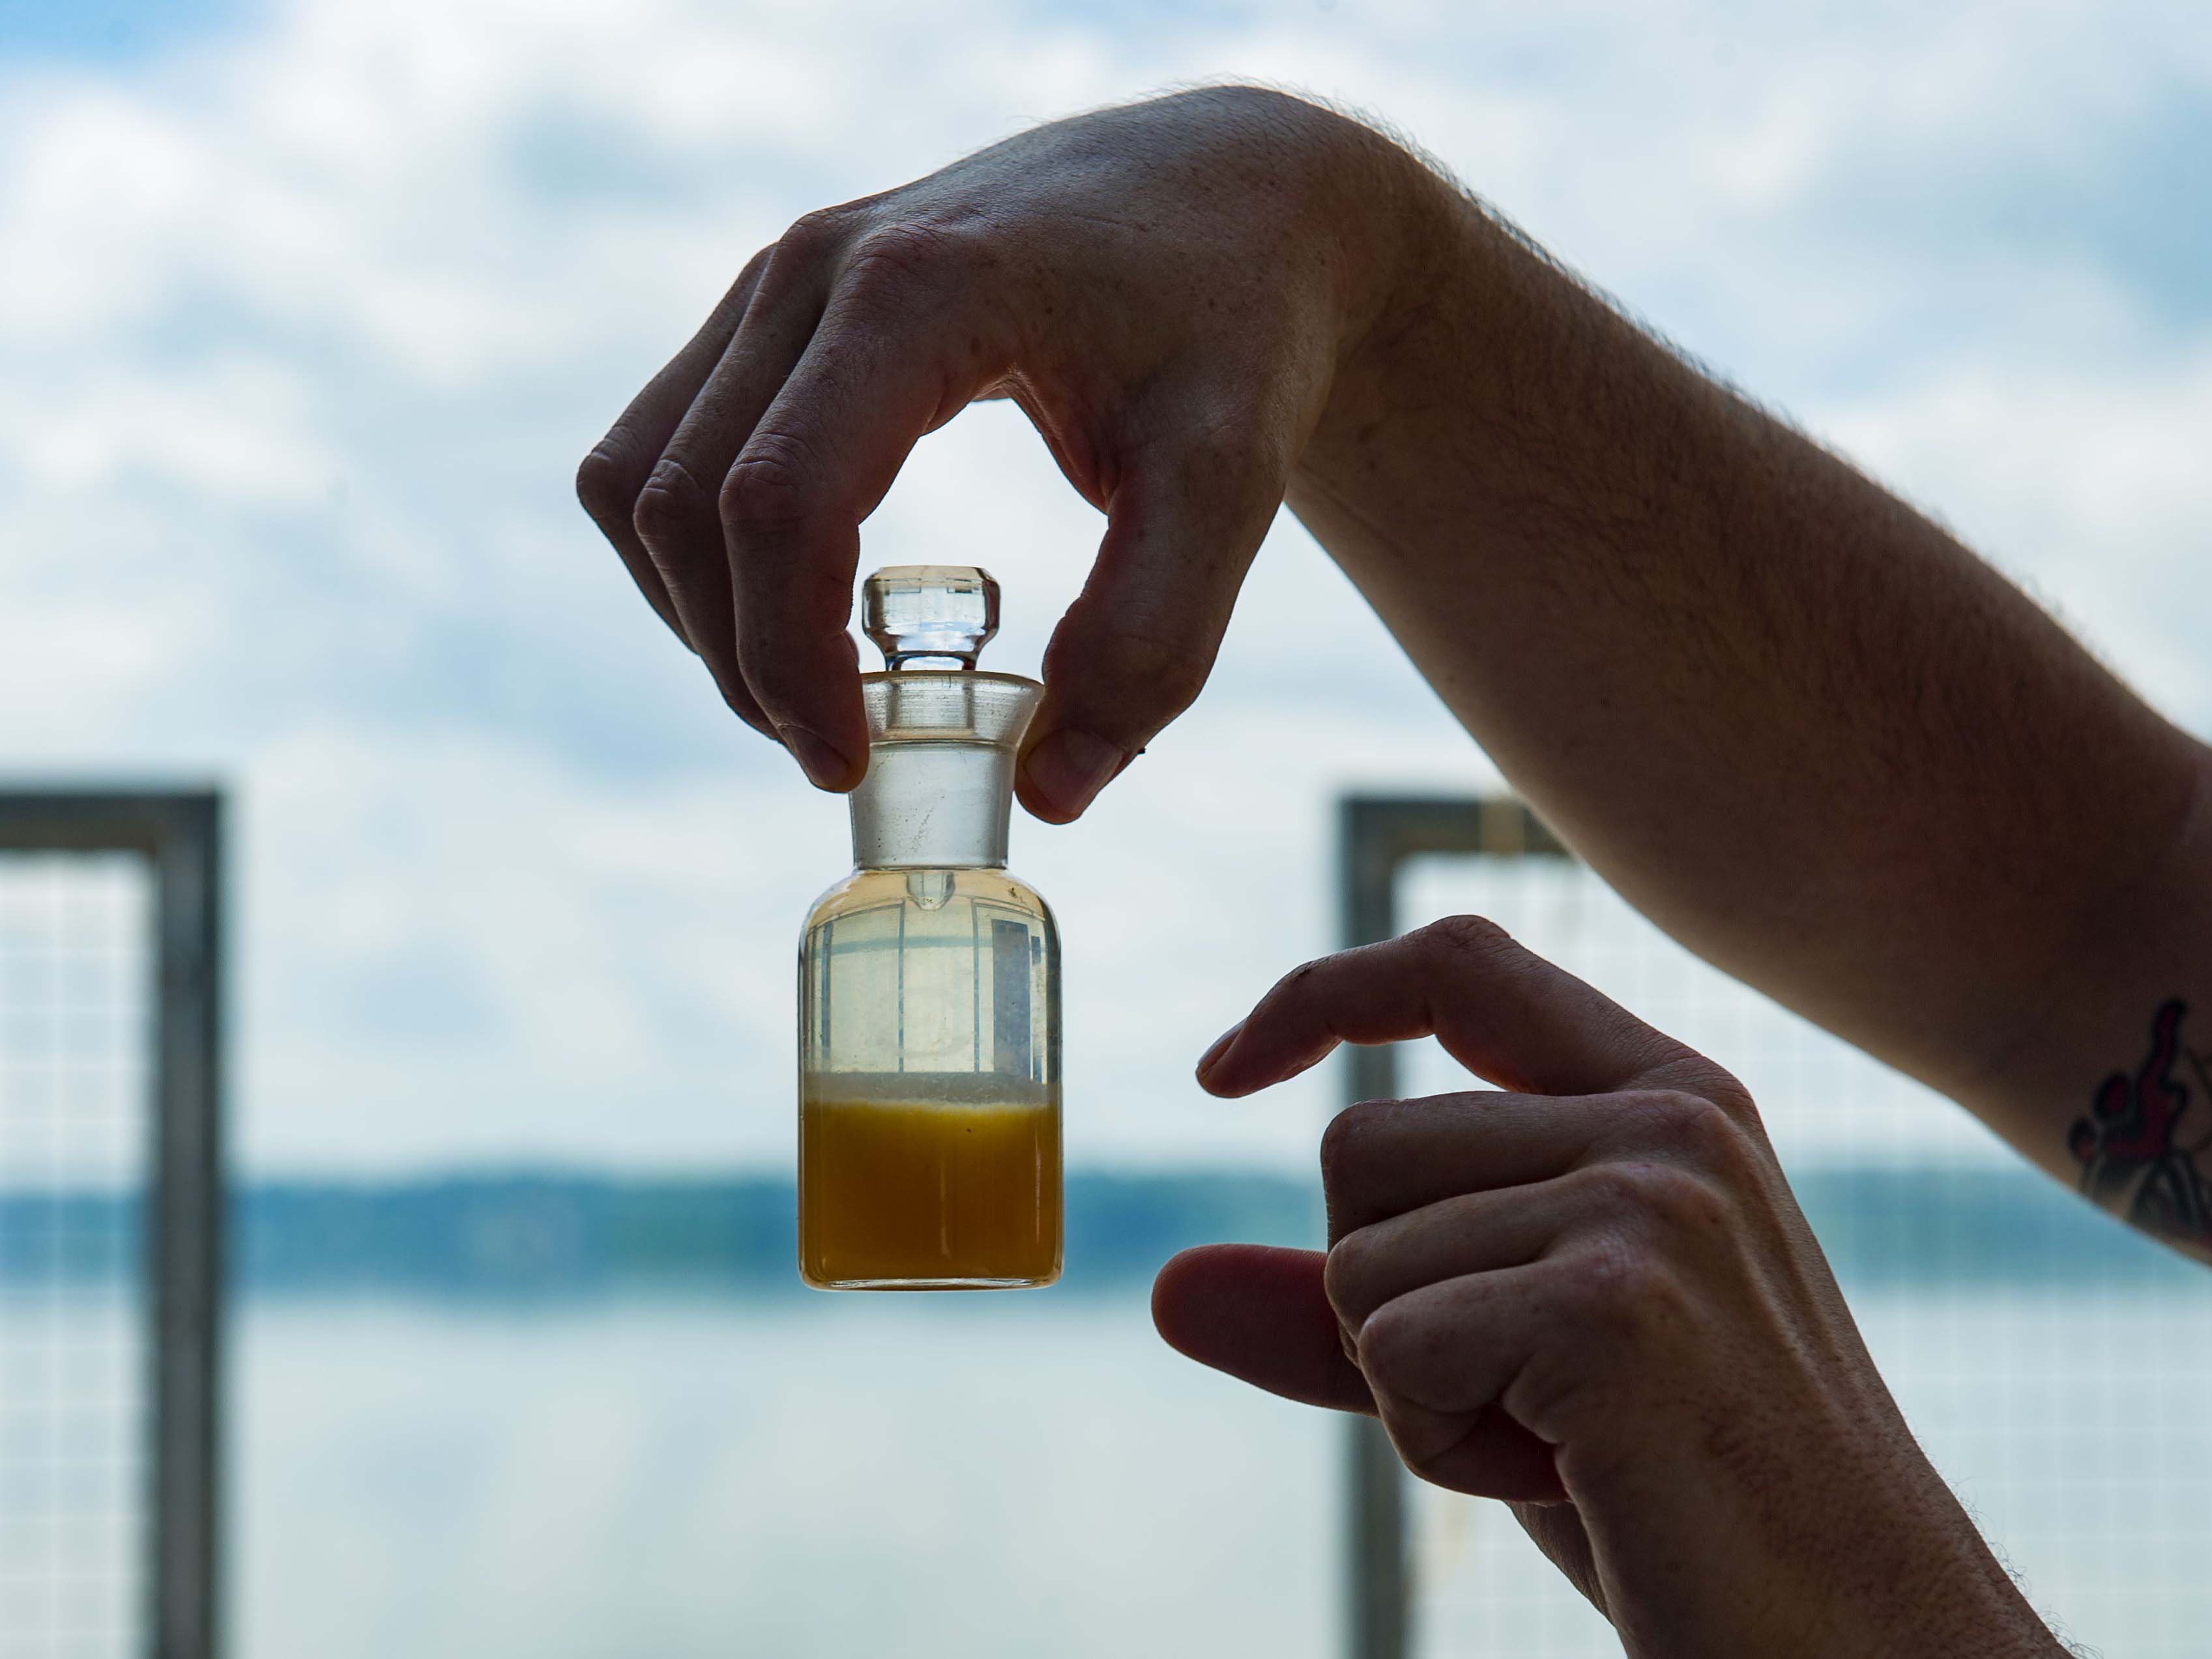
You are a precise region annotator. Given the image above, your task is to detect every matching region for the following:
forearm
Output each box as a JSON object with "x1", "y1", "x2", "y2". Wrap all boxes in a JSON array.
[{"x1": 1291, "y1": 142, "x2": 2212, "y2": 1196}]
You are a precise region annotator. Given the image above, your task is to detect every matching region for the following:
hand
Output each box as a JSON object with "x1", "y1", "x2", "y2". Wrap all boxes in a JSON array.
[
  {"x1": 1154, "y1": 917, "x2": 2061, "y2": 1658},
  {"x1": 575, "y1": 87, "x2": 1426, "y2": 819}
]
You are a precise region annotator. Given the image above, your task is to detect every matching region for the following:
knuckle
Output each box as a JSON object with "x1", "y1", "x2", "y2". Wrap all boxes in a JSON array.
[
  {"x1": 1697, "y1": 1068, "x2": 1759, "y2": 1121},
  {"x1": 1564, "y1": 1158, "x2": 1655, "y2": 1214},
  {"x1": 782, "y1": 204, "x2": 854, "y2": 253},
  {"x1": 719, "y1": 434, "x2": 817, "y2": 540},
  {"x1": 714, "y1": 242, "x2": 784, "y2": 319},
  {"x1": 1392, "y1": 1443, "x2": 1446, "y2": 1486},
  {"x1": 841, "y1": 220, "x2": 961, "y2": 297},
  {"x1": 1653, "y1": 1089, "x2": 1769, "y2": 1186},
  {"x1": 632, "y1": 459, "x2": 718, "y2": 550},
  {"x1": 733, "y1": 241, "x2": 778, "y2": 289},
  {"x1": 1632, "y1": 1088, "x2": 1736, "y2": 1153},
  {"x1": 1594, "y1": 1156, "x2": 1729, "y2": 1235},
  {"x1": 1318, "y1": 1098, "x2": 1393, "y2": 1194},
  {"x1": 1321, "y1": 1231, "x2": 1376, "y2": 1320},
  {"x1": 751, "y1": 208, "x2": 855, "y2": 308},
  {"x1": 1391, "y1": 1428, "x2": 1468, "y2": 1490},
  {"x1": 1558, "y1": 1241, "x2": 1670, "y2": 1334},
  {"x1": 1352, "y1": 1298, "x2": 1432, "y2": 1392},
  {"x1": 575, "y1": 443, "x2": 639, "y2": 525},
  {"x1": 1502, "y1": 1345, "x2": 1602, "y2": 1446},
  {"x1": 1418, "y1": 913, "x2": 1515, "y2": 965}
]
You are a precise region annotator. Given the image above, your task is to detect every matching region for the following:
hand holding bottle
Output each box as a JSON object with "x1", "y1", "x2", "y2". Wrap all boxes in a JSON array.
[
  {"x1": 1154, "y1": 918, "x2": 2065, "y2": 1658},
  {"x1": 575, "y1": 86, "x2": 1427, "y2": 821}
]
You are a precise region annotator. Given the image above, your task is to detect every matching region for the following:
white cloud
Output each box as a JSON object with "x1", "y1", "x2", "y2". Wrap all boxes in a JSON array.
[
  {"x1": 0, "y1": 0, "x2": 2205, "y2": 1177},
  {"x1": 1, "y1": 353, "x2": 334, "y2": 500}
]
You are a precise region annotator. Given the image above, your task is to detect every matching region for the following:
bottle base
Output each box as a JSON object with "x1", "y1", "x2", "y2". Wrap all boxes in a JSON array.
[{"x1": 801, "y1": 1269, "x2": 1060, "y2": 1292}]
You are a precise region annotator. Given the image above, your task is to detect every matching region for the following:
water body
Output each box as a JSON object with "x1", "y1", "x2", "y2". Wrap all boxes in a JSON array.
[
  {"x1": 11, "y1": 1169, "x2": 2212, "y2": 1656},
  {"x1": 228, "y1": 1291, "x2": 1335, "y2": 1659},
  {"x1": 215, "y1": 1282, "x2": 2212, "y2": 1659}
]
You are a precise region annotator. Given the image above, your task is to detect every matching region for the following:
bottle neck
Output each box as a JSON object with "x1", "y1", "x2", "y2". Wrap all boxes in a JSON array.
[
  {"x1": 846, "y1": 671, "x2": 1038, "y2": 871},
  {"x1": 849, "y1": 737, "x2": 1015, "y2": 870}
]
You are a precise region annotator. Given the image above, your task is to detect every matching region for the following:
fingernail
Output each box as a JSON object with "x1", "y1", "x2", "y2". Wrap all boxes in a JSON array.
[
  {"x1": 1196, "y1": 1023, "x2": 1243, "y2": 1086},
  {"x1": 779, "y1": 724, "x2": 853, "y2": 791},
  {"x1": 1023, "y1": 728, "x2": 1124, "y2": 821}
]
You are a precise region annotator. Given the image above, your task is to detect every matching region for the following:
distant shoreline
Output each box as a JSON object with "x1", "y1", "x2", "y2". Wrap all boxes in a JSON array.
[{"x1": 1, "y1": 1165, "x2": 2193, "y2": 1296}]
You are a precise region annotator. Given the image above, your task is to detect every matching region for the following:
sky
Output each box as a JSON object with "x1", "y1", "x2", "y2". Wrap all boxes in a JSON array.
[{"x1": 1, "y1": 0, "x2": 2207, "y2": 1178}]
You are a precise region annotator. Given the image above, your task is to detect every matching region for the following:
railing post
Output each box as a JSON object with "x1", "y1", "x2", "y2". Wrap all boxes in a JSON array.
[
  {"x1": 152, "y1": 791, "x2": 224, "y2": 1659},
  {"x1": 1339, "y1": 798, "x2": 1408, "y2": 1659},
  {"x1": 1337, "y1": 795, "x2": 1566, "y2": 1659},
  {"x1": 0, "y1": 787, "x2": 225, "y2": 1659}
]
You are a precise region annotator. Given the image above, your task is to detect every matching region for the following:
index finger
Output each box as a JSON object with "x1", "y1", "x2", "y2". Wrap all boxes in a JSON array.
[
  {"x1": 1198, "y1": 914, "x2": 1721, "y2": 1101},
  {"x1": 576, "y1": 251, "x2": 770, "y2": 654},
  {"x1": 721, "y1": 233, "x2": 1011, "y2": 786}
]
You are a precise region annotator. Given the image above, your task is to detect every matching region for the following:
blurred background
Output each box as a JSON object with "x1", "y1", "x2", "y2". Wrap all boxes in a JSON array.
[{"x1": 2, "y1": 0, "x2": 2209, "y2": 1655}]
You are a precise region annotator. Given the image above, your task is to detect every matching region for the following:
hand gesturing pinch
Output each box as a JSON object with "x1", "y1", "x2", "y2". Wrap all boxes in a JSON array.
[{"x1": 1154, "y1": 916, "x2": 2064, "y2": 1658}]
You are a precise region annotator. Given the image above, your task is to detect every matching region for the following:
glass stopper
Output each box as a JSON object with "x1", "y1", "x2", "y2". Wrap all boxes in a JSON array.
[{"x1": 864, "y1": 566, "x2": 1000, "y2": 671}]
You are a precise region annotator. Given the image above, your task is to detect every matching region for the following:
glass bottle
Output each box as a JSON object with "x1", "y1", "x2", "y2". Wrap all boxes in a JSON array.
[{"x1": 796, "y1": 566, "x2": 1062, "y2": 1290}]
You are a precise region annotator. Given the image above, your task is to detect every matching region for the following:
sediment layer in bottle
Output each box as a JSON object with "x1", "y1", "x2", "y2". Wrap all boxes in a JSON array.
[{"x1": 798, "y1": 1087, "x2": 1061, "y2": 1289}]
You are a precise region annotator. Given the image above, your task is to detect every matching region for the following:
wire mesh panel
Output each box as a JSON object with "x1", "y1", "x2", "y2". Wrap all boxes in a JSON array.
[
  {"x1": 0, "y1": 853, "x2": 154, "y2": 1659},
  {"x1": 0, "y1": 789, "x2": 220, "y2": 1659},
  {"x1": 1394, "y1": 844, "x2": 2211, "y2": 1658}
]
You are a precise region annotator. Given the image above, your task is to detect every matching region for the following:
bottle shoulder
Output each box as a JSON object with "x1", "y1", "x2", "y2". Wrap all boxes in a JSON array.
[{"x1": 801, "y1": 866, "x2": 1054, "y2": 932}]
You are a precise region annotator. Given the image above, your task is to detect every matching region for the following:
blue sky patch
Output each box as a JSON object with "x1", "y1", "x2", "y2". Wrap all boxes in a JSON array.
[{"x1": 0, "y1": 0, "x2": 251, "y2": 63}]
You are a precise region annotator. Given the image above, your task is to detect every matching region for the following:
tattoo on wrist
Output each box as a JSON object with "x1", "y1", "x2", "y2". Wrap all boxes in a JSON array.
[{"x1": 2069, "y1": 999, "x2": 2212, "y2": 1252}]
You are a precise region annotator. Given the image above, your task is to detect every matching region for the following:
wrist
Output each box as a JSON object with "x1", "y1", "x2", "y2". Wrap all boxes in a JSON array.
[
  {"x1": 1290, "y1": 136, "x2": 1538, "y2": 513},
  {"x1": 1189, "y1": 89, "x2": 1471, "y2": 409},
  {"x1": 1310, "y1": 108, "x2": 1470, "y2": 383},
  {"x1": 1569, "y1": 1409, "x2": 2063, "y2": 1659}
]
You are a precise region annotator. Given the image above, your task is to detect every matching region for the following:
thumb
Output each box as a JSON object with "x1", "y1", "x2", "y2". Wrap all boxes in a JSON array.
[
  {"x1": 1017, "y1": 432, "x2": 1286, "y2": 823},
  {"x1": 1150, "y1": 1244, "x2": 1375, "y2": 1414},
  {"x1": 1156, "y1": 1244, "x2": 1569, "y2": 1505}
]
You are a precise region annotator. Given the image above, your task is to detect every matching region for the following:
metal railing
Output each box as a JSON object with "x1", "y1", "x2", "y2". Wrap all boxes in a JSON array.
[
  {"x1": 0, "y1": 787, "x2": 224, "y2": 1659},
  {"x1": 1337, "y1": 795, "x2": 1565, "y2": 1659}
]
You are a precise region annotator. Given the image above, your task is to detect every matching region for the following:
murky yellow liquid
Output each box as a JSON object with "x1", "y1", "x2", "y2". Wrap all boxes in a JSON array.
[{"x1": 800, "y1": 1096, "x2": 1061, "y2": 1289}]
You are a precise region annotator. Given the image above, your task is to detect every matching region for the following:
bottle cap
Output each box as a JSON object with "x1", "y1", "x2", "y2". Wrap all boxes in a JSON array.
[{"x1": 863, "y1": 566, "x2": 999, "y2": 671}]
